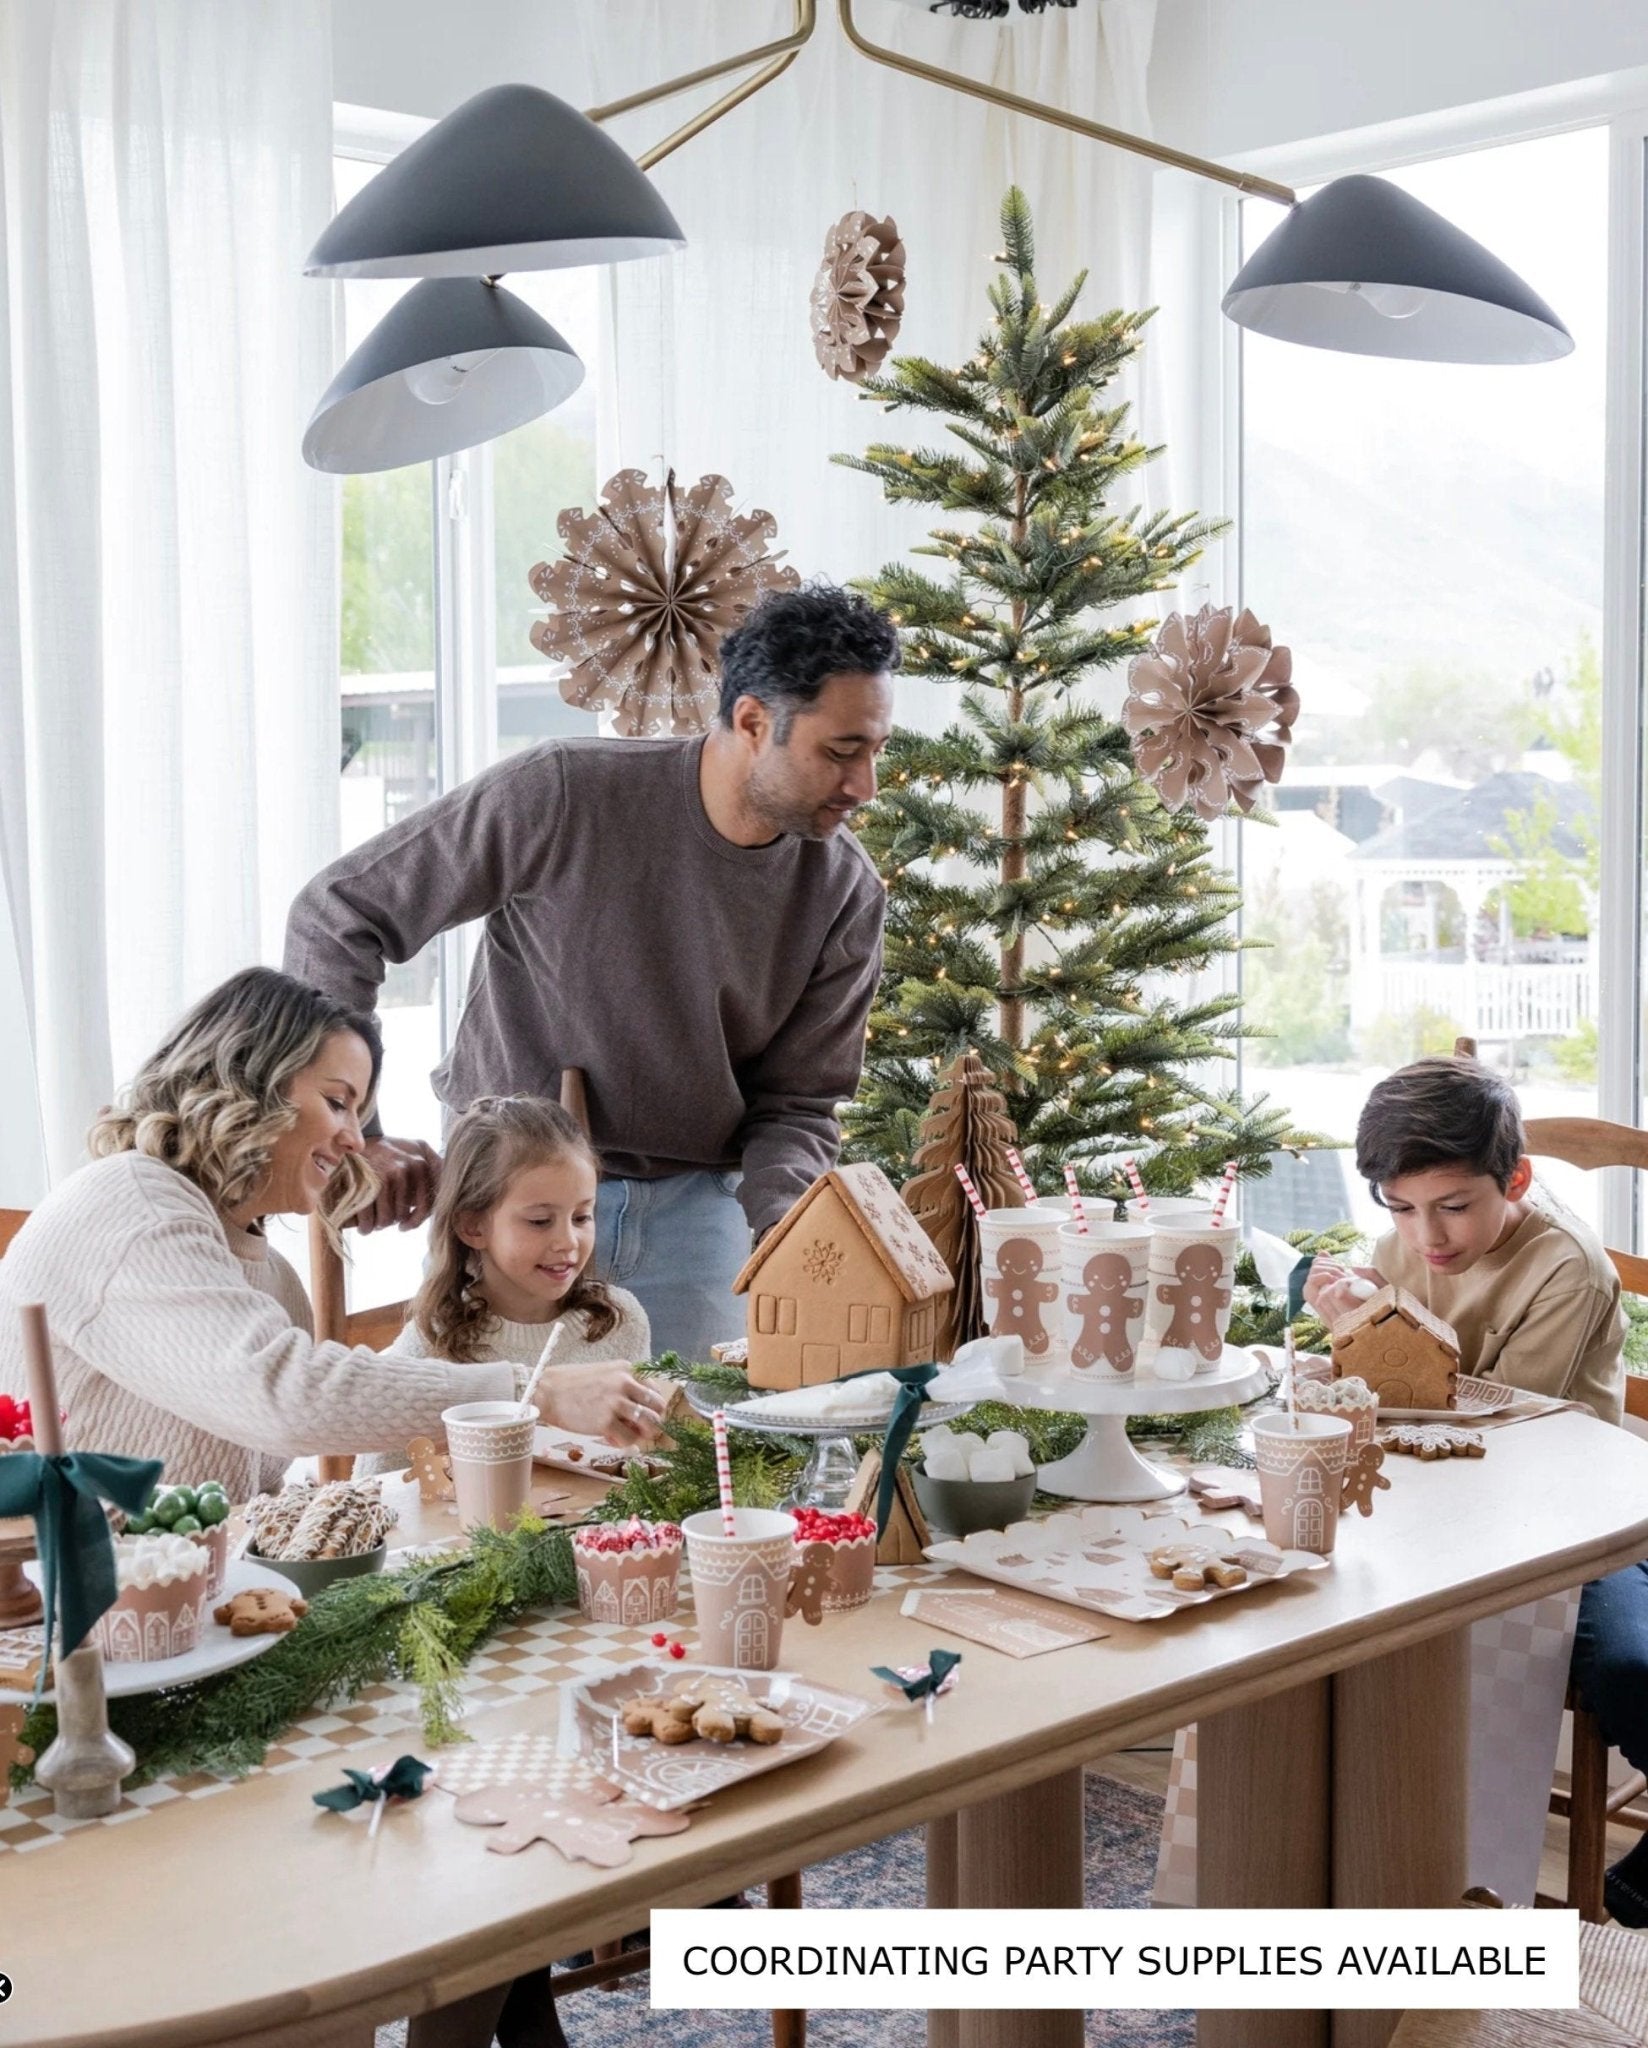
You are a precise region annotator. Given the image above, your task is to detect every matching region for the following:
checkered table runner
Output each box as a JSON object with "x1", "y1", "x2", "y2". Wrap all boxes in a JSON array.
[{"x1": 0, "y1": 1561, "x2": 947, "y2": 1855}]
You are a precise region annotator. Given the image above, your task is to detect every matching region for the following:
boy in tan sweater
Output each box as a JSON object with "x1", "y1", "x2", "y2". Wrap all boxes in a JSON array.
[{"x1": 1307, "y1": 1055, "x2": 1643, "y2": 1920}]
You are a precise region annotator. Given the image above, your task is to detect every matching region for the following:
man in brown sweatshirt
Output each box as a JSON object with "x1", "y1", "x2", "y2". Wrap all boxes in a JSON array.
[{"x1": 285, "y1": 584, "x2": 897, "y2": 1360}]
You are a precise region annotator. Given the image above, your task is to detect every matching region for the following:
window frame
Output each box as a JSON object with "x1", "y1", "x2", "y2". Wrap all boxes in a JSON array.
[{"x1": 1168, "y1": 84, "x2": 1648, "y2": 1252}]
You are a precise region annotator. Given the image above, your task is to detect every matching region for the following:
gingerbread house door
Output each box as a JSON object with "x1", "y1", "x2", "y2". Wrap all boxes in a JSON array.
[
  {"x1": 801, "y1": 1343, "x2": 841, "y2": 1384},
  {"x1": 1294, "y1": 1496, "x2": 1325, "y2": 1551},
  {"x1": 735, "y1": 1610, "x2": 770, "y2": 1665}
]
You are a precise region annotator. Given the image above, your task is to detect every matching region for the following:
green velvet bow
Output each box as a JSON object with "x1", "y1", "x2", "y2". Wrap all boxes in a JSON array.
[
  {"x1": 871, "y1": 1648, "x2": 962, "y2": 1702},
  {"x1": 0, "y1": 1449, "x2": 164, "y2": 1691},
  {"x1": 870, "y1": 1364, "x2": 940, "y2": 1538},
  {"x1": 312, "y1": 1755, "x2": 432, "y2": 1815}
]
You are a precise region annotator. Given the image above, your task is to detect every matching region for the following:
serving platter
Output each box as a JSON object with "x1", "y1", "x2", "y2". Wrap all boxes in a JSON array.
[
  {"x1": 566, "y1": 1660, "x2": 880, "y2": 1810},
  {"x1": 533, "y1": 1428, "x2": 668, "y2": 1483},
  {"x1": 924, "y1": 1504, "x2": 1330, "y2": 1623},
  {"x1": 0, "y1": 1557, "x2": 303, "y2": 1702}
]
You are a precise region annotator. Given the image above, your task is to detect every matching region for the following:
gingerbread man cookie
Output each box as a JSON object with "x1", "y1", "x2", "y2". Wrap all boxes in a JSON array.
[
  {"x1": 785, "y1": 1543, "x2": 834, "y2": 1627},
  {"x1": 214, "y1": 1586, "x2": 308, "y2": 1636},
  {"x1": 1068, "y1": 1251, "x2": 1144, "y2": 1372},
  {"x1": 405, "y1": 1437, "x2": 455, "y2": 1505},
  {"x1": 1155, "y1": 1245, "x2": 1231, "y2": 1363},
  {"x1": 986, "y1": 1237, "x2": 1060, "y2": 1356}
]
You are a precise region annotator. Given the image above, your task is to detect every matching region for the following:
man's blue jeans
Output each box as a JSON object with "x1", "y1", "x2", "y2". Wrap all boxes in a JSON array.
[
  {"x1": 1570, "y1": 1563, "x2": 1648, "y2": 1923},
  {"x1": 594, "y1": 1169, "x2": 751, "y2": 1363}
]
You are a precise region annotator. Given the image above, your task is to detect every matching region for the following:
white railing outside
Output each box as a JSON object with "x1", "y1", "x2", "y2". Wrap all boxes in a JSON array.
[{"x1": 1354, "y1": 960, "x2": 1594, "y2": 1038}]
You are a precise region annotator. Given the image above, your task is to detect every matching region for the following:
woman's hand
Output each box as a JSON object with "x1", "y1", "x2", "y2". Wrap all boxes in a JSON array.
[
  {"x1": 1303, "y1": 1260, "x2": 1385, "y2": 1330},
  {"x1": 534, "y1": 1361, "x2": 669, "y2": 1448}
]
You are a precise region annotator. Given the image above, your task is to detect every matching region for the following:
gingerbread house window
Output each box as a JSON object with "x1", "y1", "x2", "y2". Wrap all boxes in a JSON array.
[
  {"x1": 777, "y1": 1297, "x2": 796, "y2": 1334},
  {"x1": 755, "y1": 1294, "x2": 778, "y2": 1335},
  {"x1": 849, "y1": 1303, "x2": 869, "y2": 1344},
  {"x1": 870, "y1": 1304, "x2": 891, "y2": 1343}
]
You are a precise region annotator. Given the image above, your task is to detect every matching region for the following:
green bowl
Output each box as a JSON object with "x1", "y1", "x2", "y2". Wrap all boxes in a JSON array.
[
  {"x1": 245, "y1": 1542, "x2": 387, "y2": 1599},
  {"x1": 912, "y1": 1468, "x2": 1037, "y2": 1540}
]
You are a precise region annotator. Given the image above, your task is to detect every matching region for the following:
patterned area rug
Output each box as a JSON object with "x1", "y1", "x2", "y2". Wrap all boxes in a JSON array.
[{"x1": 374, "y1": 1768, "x2": 1191, "y2": 2048}]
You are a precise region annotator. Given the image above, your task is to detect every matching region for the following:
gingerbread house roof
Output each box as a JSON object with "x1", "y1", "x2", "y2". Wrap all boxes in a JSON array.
[
  {"x1": 1334, "y1": 1284, "x2": 1461, "y2": 1359},
  {"x1": 733, "y1": 1162, "x2": 954, "y2": 1304}
]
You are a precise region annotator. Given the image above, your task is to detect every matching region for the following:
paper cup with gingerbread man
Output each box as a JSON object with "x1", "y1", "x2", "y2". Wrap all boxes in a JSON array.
[
  {"x1": 1140, "y1": 1220, "x2": 1240, "y2": 1380},
  {"x1": 1060, "y1": 1220, "x2": 1150, "y2": 1379},
  {"x1": 977, "y1": 1206, "x2": 1070, "y2": 1366}
]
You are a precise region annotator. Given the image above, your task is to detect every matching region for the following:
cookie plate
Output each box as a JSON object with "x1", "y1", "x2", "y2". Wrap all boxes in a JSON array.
[
  {"x1": 0, "y1": 1557, "x2": 303, "y2": 1703},
  {"x1": 567, "y1": 1661, "x2": 881, "y2": 1810}
]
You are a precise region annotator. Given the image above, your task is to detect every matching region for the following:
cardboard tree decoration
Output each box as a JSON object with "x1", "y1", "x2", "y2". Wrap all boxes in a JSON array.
[
  {"x1": 1330, "y1": 1287, "x2": 1460, "y2": 1410},
  {"x1": 734, "y1": 1163, "x2": 954, "y2": 1392},
  {"x1": 900, "y1": 1050, "x2": 1025, "y2": 1360},
  {"x1": 844, "y1": 1447, "x2": 932, "y2": 1566}
]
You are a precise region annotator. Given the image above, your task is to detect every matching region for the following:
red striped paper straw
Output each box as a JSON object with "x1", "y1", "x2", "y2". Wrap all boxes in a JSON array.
[
  {"x1": 1122, "y1": 1157, "x2": 1151, "y2": 1216},
  {"x1": 1062, "y1": 1163, "x2": 1088, "y2": 1233},
  {"x1": 712, "y1": 1409, "x2": 736, "y2": 1536},
  {"x1": 1005, "y1": 1147, "x2": 1038, "y2": 1204},
  {"x1": 953, "y1": 1162, "x2": 988, "y2": 1221},
  {"x1": 1210, "y1": 1159, "x2": 1239, "y2": 1227}
]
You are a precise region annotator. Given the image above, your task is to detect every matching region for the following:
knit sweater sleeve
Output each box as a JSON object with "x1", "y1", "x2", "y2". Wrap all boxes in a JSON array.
[{"x1": 73, "y1": 1191, "x2": 514, "y2": 1457}]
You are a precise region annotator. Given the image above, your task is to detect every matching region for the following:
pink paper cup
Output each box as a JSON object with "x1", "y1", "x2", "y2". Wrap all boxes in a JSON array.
[
  {"x1": 684, "y1": 1507, "x2": 796, "y2": 1671},
  {"x1": 1251, "y1": 1411, "x2": 1352, "y2": 1557},
  {"x1": 1060, "y1": 1220, "x2": 1149, "y2": 1379},
  {"x1": 442, "y1": 1400, "x2": 536, "y2": 1534},
  {"x1": 572, "y1": 1526, "x2": 683, "y2": 1626}
]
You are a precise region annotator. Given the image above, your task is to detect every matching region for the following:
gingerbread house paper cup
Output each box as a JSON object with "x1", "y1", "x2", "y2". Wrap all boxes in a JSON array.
[
  {"x1": 1059, "y1": 1220, "x2": 1150, "y2": 1379},
  {"x1": 1295, "y1": 1374, "x2": 1378, "y2": 1459},
  {"x1": 94, "y1": 1541, "x2": 212, "y2": 1663},
  {"x1": 1140, "y1": 1220, "x2": 1241, "y2": 1381},
  {"x1": 683, "y1": 1508, "x2": 796, "y2": 1671},
  {"x1": 1251, "y1": 1412, "x2": 1352, "y2": 1557},
  {"x1": 441, "y1": 1400, "x2": 536, "y2": 1534},
  {"x1": 787, "y1": 1511, "x2": 878, "y2": 1612},
  {"x1": 572, "y1": 1523, "x2": 683, "y2": 1627},
  {"x1": 185, "y1": 1519, "x2": 231, "y2": 1601},
  {"x1": 977, "y1": 1206, "x2": 1072, "y2": 1366}
]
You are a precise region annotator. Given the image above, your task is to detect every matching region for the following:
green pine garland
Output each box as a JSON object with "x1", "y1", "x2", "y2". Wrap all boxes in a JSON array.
[{"x1": 12, "y1": 1512, "x2": 579, "y2": 1790}]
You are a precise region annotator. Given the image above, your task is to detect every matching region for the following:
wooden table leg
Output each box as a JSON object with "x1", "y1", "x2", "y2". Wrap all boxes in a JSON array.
[
  {"x1": 953, "y1": 1767, "x2": 1084, "y2": 2048},
  {"x1": 1331, "y1": 1629, "x2": 1469, "y2": 2048},
  {"x1": 1198, "y1": 1680, "x2": 1331, "y2": 2048},
  {"x1": 927, "y1": 1811, "x2": 960, "y2": 2048}
]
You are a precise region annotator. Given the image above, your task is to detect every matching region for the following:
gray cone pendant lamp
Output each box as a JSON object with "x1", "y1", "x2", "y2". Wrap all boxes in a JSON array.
[
  {"x1": 303, "y1": 5, "x2": 1573, "y2": 474},
  {"x1": 1222, "y1": 173, "x2": 1573, "y2": 364},
  {"x1": 302, "y1": 85, "x2": 684, "y2": 474}
]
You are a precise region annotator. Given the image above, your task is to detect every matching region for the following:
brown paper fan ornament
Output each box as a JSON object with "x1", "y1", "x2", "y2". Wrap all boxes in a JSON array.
[
  {"x1": 811, "y1": 211, "x2": 907, "y2": 383},
  {"x1": 1123, "y1": 604, "x2": 1298, "y2": 822},
  {"x1": 529, "y1": 469, "x2": 800, "y2": 737}
]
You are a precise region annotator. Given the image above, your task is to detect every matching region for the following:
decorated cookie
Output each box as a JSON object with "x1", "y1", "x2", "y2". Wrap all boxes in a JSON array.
[
  {"x1": 1385, "y1": 1423, "x2": 1486, "y2": 1461},
  {"x1": 620, "y1": 1695, "x2": 699, "y2": 1744},
  {"x1": 622, "y1": 1678, "x2": 787, "y2": 1747},
  {"x1": 214, "y1": 1586, "x2": 309, "y2": 1636}
]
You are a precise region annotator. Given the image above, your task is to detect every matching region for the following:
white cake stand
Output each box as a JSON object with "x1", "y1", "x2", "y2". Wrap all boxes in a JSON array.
[{"x1": 1014, "y1": 1347, "x2": 1272, "y2": 1503}]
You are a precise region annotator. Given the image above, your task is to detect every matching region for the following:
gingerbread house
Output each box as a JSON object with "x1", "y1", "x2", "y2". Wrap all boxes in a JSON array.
[
  {"x1": 733, "y1": 1162, "x2": 954, "y2": 1391},
  {"x1": 1330, "y1": 1286, "x2": 1460, "y2": 1410}
]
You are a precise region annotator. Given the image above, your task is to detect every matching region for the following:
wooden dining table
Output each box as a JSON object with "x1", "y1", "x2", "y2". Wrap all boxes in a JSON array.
[{"x1": 3, "y1": 1409, "x2": 1647, "y2": 2048}]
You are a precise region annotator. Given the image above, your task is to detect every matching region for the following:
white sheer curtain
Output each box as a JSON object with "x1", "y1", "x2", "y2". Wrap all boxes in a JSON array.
[
  {"x1": 0, "y1": 1, "x2": 337, "y2": 1188},
  {"x1": 581, "y1": 0, "x2": 1163, "y2": 605}
]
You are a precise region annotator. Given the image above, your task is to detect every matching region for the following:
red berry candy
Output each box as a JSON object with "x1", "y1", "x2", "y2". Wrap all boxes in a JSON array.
[
  {"x1": 651, "y1": 1632, "x2": 668, "y2": 1648},
  {"x1": 668, "y1": 1640, "x2": 687, "y2": 1659}
]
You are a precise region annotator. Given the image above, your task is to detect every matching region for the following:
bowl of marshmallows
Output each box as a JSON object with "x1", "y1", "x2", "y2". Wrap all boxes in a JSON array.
[{"x1": 912, "y1": 1424, "x2": 1038, "y2": 1538}]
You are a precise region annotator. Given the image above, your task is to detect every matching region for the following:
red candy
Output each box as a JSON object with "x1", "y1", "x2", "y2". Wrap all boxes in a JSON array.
[
  {"x1": 788, "y1": 1507, "x2": 876, "y2": 1546},
  {"x1": 0, "y1": 1397, "x2": 31, "y2": 1443},
  {"x1": 573, "y1": 1519, "x2": 684, "y2": 1556},
  {"x1": 668, "y1": 1640, "x2": 687, "y2": 1659},
  {"x1": 651, "y1": 1632, "x2": 668, "y2": 1648}
]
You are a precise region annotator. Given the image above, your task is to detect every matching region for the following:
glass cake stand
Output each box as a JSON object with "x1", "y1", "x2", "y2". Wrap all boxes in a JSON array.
[
  {"x1": 1013, "y1": 1346, "x2": 1273, "y2": 1503},
  {"x1": 682, "y1": 1383, "x2": 975, "y2": 1509}
]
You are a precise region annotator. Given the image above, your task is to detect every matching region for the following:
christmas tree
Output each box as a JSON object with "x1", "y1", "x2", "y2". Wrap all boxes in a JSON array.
[{"x1": 838, "y1": 188, "x2": 1300, "y2": 1199}]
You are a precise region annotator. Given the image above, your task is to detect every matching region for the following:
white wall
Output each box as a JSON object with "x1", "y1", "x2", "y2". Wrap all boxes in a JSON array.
[{"x1": 1150, "y1": 0, "x2": 1648, "y2": 166}]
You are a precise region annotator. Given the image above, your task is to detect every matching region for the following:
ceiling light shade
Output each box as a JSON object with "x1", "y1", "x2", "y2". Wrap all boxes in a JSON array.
[
  {"x1": 1221, "y1": 174, "x2": 1572, "y2": 364},
  {"x1": 302, "y1": 279, "x2": 584, "y2": 474},
  {"x1": 305, "y1": 84, "x2": 686, "y2": 280}
]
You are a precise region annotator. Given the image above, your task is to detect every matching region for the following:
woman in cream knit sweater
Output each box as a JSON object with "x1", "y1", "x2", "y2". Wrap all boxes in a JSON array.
[{"x1": 0, "y1": 969, "x2": 667, "y2": 1499}]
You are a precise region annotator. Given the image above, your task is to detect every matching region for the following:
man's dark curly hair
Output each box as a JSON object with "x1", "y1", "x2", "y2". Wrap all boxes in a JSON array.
[{"x1": 717, "y1": 583, "x2": 900, "y2": 738}]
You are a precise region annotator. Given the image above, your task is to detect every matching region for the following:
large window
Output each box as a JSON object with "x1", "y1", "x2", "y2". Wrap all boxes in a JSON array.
[
  {"x1": 324, "y1": 150, "x2": 603, "y2": 1308},
  {"x1": 1237, "y1": 127, "x2": 1610, "y2": 1236}
]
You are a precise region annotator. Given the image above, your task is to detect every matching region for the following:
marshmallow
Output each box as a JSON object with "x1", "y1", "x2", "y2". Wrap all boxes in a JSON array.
[
  {"x1": 951, "y1": 1432, "x2": 986, "y2": 1458},
  {"x1": 114, "y1": 1531, "x2": 210, "y2": 1590},
  {"x1": 923, "y1": 1443, "x2": 970, "y2": 1482},
  {"x1": 1151, "y1": 1346, "x2": 1199, "y2": 1384},
  {"x1": 967, "y1": 1449, "x2": 1018, "y2": 1483},
  {"x1": 921, "y1": 1425, "x2": 957, "y2": 1449}
]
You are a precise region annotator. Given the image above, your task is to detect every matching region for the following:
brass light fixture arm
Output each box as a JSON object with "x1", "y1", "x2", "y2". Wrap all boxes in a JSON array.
[
  {"x1": 835, "y1": 0, "x2": 1295, "y2": 208},
  {"x1": 585, "y1": 0, "x2": 817, "y2": 171}
]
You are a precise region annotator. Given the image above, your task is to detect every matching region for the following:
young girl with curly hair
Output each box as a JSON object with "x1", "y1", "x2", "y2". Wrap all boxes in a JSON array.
[{"x1": 385, "y1": 1094, "x2": 650, "y2": 1388}]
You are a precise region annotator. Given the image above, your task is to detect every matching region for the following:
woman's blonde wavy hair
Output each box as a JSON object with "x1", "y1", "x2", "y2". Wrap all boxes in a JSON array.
[
  {"x1": 88, "y1": 966, "x2": 382, "y2": 1234},
  {"x1": 413, "y1": 1095, "x2": 619, "y2": 1363}
]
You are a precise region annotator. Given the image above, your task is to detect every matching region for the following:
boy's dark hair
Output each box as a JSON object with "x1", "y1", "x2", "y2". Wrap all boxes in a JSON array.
[
  {"x1": 717, "y1": 582, "x2": 900, "y2": 737},
  {"x1": 1355, "y1": 1055, "x2": 1526, "y2": 1197}
]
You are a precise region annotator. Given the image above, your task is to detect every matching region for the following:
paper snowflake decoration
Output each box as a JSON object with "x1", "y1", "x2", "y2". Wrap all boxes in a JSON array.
[
  {"x1": 801, "y1": 1239, "x2": 845, "y2": 1286},
  {"x1": 1123, "y1": 604, "x2": 1298, "y2": 822},
  {"x1": 529, "y1": 469, "x2": 800, "y2": 737},
  {"x1": 810, "y1": 211, "x2": 907, "y2": 383}
]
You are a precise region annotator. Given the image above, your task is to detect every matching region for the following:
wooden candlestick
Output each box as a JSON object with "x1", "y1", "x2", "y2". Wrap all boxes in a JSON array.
[{"x1": 19, "y1": 1303, "x2": 134, "y2": 1819}]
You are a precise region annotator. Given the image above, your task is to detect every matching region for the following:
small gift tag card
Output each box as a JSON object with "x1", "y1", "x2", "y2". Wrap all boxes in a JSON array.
[{"x1": 900, "y1": 1587, "x2": 1107, "y2": 1657}]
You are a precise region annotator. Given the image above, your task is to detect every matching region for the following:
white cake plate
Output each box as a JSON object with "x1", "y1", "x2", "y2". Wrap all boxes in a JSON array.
[{"x1": 1014, "y1": 1346, "x2": 1273, "y2": 1503}]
